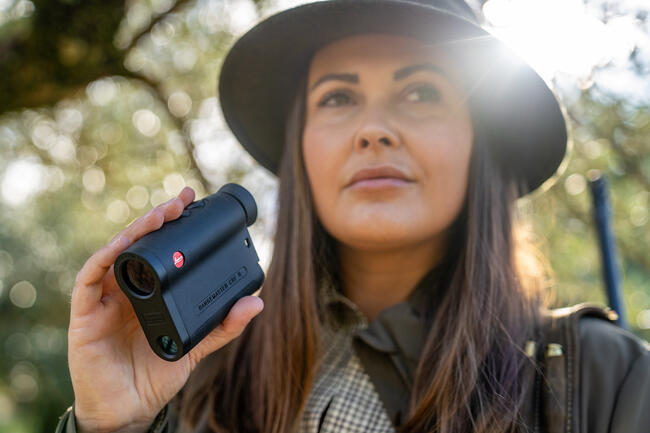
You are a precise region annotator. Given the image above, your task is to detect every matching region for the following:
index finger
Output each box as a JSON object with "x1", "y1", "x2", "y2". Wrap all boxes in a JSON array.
[{"x1": 71, "y1": 235, "x2": 131, "y2": 316}]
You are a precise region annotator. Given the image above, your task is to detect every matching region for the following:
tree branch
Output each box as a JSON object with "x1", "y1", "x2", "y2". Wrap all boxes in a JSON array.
[
  {"x1": 120, "y1": 69, "x2": 212, "y2": 191},
  {"x1": 124, "y1": 0, "x2": 195, "y2": 53}
]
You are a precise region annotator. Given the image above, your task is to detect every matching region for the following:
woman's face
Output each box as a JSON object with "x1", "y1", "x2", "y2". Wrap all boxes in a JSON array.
[{"x1": 302, "y1": 33, "x2": 473, "y2": 251}]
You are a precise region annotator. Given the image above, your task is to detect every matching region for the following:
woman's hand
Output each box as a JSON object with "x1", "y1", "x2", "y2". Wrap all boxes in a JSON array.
[{"x1": 68, "y1": 186, "x2": 264, "y2": 433}]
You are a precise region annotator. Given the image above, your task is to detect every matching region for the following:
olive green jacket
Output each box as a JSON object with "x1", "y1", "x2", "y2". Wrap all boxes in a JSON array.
[{"x1": 56, "y1": 272, "x2": 650, "y2": 433}]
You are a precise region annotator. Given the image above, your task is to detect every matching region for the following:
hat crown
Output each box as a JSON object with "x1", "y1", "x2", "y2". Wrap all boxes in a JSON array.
[
  {"x1": 218, "y1": 0, "x2": 568, "y2": 196},
  {"x1": 402, "y1": 0, "x2": 480, "y2": 24}
]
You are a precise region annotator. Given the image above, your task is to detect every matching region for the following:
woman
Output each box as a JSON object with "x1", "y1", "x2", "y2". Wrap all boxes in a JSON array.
[{"x1": 57, "y1": 1, "x2": 650, "y2": 432}]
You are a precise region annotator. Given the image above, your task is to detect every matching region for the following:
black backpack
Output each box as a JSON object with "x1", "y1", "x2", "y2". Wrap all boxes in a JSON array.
[{"x1": 525, "y1": 303, "x2": 620, "y2": 433}]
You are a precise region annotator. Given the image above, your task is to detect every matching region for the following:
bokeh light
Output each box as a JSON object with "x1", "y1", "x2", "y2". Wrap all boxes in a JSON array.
[
  {"x1": 126, "y1": 185, "x2": 150, "y2": 209},
  {"x1": 86, "y1": 78, "x2": 118, "y2": 107},
  {"x1": 163, "y1": 172, "x2": 185, "y2": 196},
  {"x1": 1, "y1": 159, "x2": 45, "y2": 207},
  {"x1": 564, "y1": 173, "x2": 587, "y2": 196},
  {"x1": 9, "y1": 281, "x2": 36, "y2": 309},
  {"x1": 132, "y1": 109, "x2": 161, "y2": 137},
  {"x1": 167, "y1": 91, "x2": 192, "y2": 117},
  {"x1": 637, "y1": 309, "x2": 650, "y2": 329},
  {"x1": 82, "y1": 167, "x2": 106, "y2": 194},
  {"x1": 10, "y1": 362, "x2": 39, "y2": 402},
  {"x1": 150, "y1": 188, "x2": 170, "y2": 207},
  {"x1": 106, "y1": 199, "x2": 131, "y2": 224}
]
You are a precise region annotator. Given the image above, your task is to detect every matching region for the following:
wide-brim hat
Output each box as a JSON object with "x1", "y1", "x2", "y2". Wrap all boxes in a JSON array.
[{"x1": 218, "y1": 0, "x2": 568, "y2": 196}]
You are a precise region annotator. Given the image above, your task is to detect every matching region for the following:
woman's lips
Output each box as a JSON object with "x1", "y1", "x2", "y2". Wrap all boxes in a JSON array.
[
  {"x1": 346, "y1": 165, "x2": 414, "y2": 190},
  {"x1": 347, "y1": 177, "x2": 413, "y2": 190}
]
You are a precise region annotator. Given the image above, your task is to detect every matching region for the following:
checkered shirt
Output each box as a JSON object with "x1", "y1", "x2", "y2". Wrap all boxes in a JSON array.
[{"x1": 297, "y1": 278, "x2": 396, "y2": 433}]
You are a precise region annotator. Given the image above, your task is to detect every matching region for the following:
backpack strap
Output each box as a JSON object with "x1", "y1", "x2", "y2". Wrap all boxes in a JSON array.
[{"x1": 528, "y1": 302, "x2": 619, "y2": 433}]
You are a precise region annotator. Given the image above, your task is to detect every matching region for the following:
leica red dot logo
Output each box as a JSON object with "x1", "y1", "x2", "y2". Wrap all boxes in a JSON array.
[{"x1": 173, "y1": 251, "x2": 184, "y2": 268}]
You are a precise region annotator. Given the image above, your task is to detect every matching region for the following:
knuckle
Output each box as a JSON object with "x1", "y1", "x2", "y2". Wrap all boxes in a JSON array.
[
  {"x1": 224, "y1": 321, "x2": 247, "y2": 339},
  {"x1": 219, "y1": 324, "x2": 241, "y2": 340},
  {"x1": 149, "y1": 208, "x2": 165, "y2": 225},
  {"x1": 74, "y1": 264, "x2": 91, "y2": 286},
  {"x1": 170, "y1": 197, "x2": 183, "y2": 210}
]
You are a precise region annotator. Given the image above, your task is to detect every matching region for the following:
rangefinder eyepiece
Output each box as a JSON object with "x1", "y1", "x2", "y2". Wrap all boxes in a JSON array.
[{"x1": 114, "y1": 183, "x2": 265, "y2": 361}]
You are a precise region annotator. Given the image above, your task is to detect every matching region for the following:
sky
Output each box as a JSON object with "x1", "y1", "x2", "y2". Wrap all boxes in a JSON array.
[{"x1": 481, "y1": 0, "x2": 650, "y2": 106}]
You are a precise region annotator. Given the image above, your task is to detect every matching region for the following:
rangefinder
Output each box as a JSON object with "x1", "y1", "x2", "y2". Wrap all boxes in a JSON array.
[{"x1": 114, "y1": 183, "x2": 265, "y2": 361}]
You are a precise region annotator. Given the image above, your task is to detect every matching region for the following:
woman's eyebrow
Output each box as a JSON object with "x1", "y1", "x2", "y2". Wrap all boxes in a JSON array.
[
  {"x1": 394, "y1": 62, "x2": 448, "y2": 81},
  {"x1": 309, "y1": 73, "x2": 358, "y2": 92},
  {"x1": 309, "y1": 62, "x2": 447, "y2": 93}
]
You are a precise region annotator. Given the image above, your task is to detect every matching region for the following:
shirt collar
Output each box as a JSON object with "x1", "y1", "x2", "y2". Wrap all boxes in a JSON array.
[{"x1": 319, "y1": 262, "x2": 447, "y2": 348}]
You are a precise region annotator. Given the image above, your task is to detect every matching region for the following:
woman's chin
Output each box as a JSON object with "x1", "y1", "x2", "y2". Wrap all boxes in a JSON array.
[{"x1": 334, "y1": 223, "x2": 426, "y2": 250}]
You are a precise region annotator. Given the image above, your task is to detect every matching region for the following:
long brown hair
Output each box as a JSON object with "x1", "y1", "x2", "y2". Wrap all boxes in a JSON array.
[{"x1": 179, "y1": 64, "x2": 552, "y2": 432}]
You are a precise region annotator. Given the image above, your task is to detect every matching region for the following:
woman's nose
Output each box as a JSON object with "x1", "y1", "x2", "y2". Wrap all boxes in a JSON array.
[{"x1": 353, "y1": 109, "x2": 400, "y2": 151}]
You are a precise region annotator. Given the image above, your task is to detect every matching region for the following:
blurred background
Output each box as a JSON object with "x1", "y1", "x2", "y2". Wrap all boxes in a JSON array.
[{"x1": 0, "y1": 0, "x2": 648, "y2": 431}]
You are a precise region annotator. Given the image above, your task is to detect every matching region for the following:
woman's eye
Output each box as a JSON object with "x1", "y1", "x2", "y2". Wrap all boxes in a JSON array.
[
  {"x1": 405, "y1": 85, "x2": 441, "y2": 103},
  {"x1": 318, "y1": 91, "x2": 353, "y2": 107}
]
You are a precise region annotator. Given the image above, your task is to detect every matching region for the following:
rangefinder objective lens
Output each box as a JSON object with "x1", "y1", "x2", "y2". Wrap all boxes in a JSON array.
[
  {"x1": 158, "y1": 336, "x2": 178, "y2": 356},
  {"x1": 124, "y1": 259, "x2": 157, "y2": 296}
]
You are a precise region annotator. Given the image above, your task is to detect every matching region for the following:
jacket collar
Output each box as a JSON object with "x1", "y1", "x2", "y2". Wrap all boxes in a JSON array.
[{"x1": 319, "y1": 262, "x2": 448, "y2": 363}]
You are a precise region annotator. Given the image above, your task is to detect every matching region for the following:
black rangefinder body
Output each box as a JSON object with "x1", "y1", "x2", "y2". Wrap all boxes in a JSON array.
[{"x1": 114, "y1": 183, "x2": 265, "y2": 361}]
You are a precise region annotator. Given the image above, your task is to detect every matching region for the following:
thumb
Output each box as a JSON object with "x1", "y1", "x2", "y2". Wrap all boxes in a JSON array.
[{"x1": 187, "y1": 296, "x2": 264, "y2": 365}]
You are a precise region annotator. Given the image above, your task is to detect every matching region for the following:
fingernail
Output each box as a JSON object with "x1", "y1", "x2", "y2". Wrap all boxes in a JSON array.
[{"x1": 253, "y1": 297, "x2": 264, "y2": 313}]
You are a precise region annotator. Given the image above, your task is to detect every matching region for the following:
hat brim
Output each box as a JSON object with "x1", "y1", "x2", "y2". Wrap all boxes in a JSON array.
[{"x1": 218, "y1": 0, "x2": 567, "y2": 196}]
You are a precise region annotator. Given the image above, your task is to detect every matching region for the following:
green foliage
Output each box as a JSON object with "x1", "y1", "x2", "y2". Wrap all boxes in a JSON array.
[
  {"x1": 0, "y1": 1, "x2": 278, "y2": 431},
  {"x1": 527, "y1": 92, "x2": 650, "y2": 341}
]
